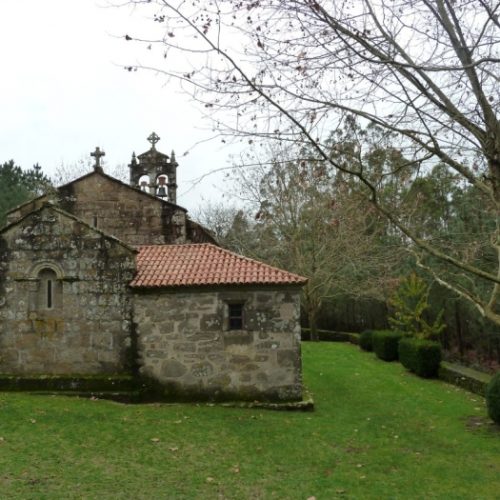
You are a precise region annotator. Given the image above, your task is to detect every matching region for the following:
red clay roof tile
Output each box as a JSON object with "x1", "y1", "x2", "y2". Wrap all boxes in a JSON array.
[{"x1": 130, "y1": 243, "x2": 307, "y2": 288}]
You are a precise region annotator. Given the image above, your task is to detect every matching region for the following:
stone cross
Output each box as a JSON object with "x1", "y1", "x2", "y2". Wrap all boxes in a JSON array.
[
  {"x1": 147, "y1": 132, "x2": 160, "y2": 148},
  {"x1": 91, "y1": 147, "x2": 105, "y2": 170}
]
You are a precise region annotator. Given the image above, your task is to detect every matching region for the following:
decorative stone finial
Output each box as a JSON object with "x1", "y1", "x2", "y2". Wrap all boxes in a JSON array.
[
  {"x1": 91, "y1": 147, "x2": 105, "y2": 171},
  {"x1": 130, "y1": 152, "x2": 137, "y2": 166},
  {"x1": 147, "y1": 132, "x2": 160, "y2": 148}
]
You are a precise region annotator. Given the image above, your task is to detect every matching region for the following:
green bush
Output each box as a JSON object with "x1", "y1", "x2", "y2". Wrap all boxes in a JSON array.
[
  {"x1": 359, "y1": 330, "x2": 374, "y2": 352},
  {"x1": 398, "y1": 337, "x2": 441, "y2": 378},
  {"x1": 372, "y1": 330, "x2": 403, "y2": 361},
  {"x1": 486, "y1": 372, "x2": 500, "y2": 424}
]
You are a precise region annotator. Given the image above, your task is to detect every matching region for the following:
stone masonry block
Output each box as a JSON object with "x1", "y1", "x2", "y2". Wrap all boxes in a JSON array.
[{"x1": 161, "y1": 359, "x2": 188, "y2": 378}]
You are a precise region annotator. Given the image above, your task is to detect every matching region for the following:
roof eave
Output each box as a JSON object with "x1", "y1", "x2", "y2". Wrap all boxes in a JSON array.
[{"x1": 130, "y1": 280, "x2": 307, "y2": 291}]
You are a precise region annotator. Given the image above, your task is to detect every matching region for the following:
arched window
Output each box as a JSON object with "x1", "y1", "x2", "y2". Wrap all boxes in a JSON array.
[
  {"x1": 156, "y1": 175, "x2": 168, "y2": 199},
  {"x1": 139, "y1": 174, "x2": 151, "y2": 193},
  {"x1": 37, "y1": 268, "x2": 61, "y2": 310}
]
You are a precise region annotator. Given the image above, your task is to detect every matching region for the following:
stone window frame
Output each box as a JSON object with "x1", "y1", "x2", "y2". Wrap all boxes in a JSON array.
[
  {"x1": 225, "y1": 300, "x2": 246, "y2": 331},
  {"x1": 38, "y1": 268, "x2": 57, "y2": 310},
  {"x1": 155, "y1": 174, "x2": 169, "y2": 198},
  {"x1": 28, "y1": 261, "x2": 64, "y2": 312},
  {"x1": 29, "y1": 261, "x2": 64, "y2": 281},
  {"x1": 228, "y1": 303, "x2": 244, "y2": 330},
  {"x1": 220, "y1": 291, "x2": 249, "y2": 332},
  {"x1": 138, "y1": 174, "x2": 151, "y2": 192}
]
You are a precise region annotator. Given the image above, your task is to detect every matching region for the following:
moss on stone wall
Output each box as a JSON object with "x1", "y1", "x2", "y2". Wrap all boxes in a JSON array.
[
  {"x1": 136, "y1": 375, "x2": 303, "y2": 403},
  {"x1": 0, "y1": 206, "x2": 136, "y2": 375},
  {"x1": 0, "y1": 373, "x2": 138, "y2": 392}
]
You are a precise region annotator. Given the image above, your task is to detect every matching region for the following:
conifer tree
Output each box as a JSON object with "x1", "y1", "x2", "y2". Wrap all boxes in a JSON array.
[
  {"x1": 0, "y1": 160, "x2": 52, "y2": 227},
  {"x1": 389, "y1": 274, "x2": 445, "y2": 340}
]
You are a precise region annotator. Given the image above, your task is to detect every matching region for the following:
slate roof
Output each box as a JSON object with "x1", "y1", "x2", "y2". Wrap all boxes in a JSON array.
[{"x1": 131, "y1": 243, "x2": 307, "y2": 288}]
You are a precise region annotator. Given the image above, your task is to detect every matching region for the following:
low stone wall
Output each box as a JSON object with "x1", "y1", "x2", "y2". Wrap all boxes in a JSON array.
[
  {"x1": 134, "y1": 286, "x2": 303, "y2": 401},
  {"x1": 301, "y1": 328, "x2": 360, "y2": 344},
  {"x1": 439, "y1": 362, "x2": 492, "y2": 396}
]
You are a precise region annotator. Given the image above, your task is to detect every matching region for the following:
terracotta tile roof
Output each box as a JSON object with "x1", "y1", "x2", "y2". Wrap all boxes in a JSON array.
[{"x1": 131, "y1": 244, "x2": 307, "y2": 288}]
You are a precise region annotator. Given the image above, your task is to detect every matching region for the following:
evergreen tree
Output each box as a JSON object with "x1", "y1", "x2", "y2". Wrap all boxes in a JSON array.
[
  {"x1": 389, "y1": 274, "x2": 446, "y2": 340},
  {"x1": 0, "y1": 160, "x2": 52, "y2": 227}
]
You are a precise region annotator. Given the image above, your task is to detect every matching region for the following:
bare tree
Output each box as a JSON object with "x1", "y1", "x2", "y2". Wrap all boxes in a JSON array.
[
  {"x1": 53, "y1": 157, "x2": 129, "y2": 186},
  {"x1": 123, "y1": 0, "x2": 500, "y2": 324},
  {"x1": 197, "y1": 143, "x2": 404, "y2": 339},
  {"x1": 194, "y1": 201, "x2": 253, "y2": 254}
]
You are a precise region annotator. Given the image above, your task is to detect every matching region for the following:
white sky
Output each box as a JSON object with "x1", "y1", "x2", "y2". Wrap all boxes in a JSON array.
[{"x1": 0, "y1": 0, "x2": 237, "y2": 213}]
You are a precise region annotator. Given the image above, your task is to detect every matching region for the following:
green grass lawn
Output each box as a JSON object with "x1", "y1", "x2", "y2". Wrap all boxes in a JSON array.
[{"x1": 1, "y1": 342, "x2": 499, "y2": 499}]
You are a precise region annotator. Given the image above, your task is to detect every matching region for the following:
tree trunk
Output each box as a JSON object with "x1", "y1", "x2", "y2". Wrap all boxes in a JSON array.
[
  {"x1": 455, "y1": 301, "x2": 465, "y2": 357},
  {"x1": 309, "y1": 309, "x2": 319, "y2": 342}
]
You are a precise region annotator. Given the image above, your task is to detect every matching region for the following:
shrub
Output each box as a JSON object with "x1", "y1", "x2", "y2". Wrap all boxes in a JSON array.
[
  {"x1": 372, "y1": 330, "x2": 403, "y2": 361},
  {"x1": 359, "y1": 330, "x2": 374, "y2": 352},
  {"x1": 486, "y1": 372, "x2": 500, "y2": 424},
  {"x1": 398, "y1": 337, "x2": 441, "y2": 378}
]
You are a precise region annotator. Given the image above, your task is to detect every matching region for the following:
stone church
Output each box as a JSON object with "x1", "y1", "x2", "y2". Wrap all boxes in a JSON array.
[{"x1": 0, "y1": 134, "x2": 306, "y2": 401}]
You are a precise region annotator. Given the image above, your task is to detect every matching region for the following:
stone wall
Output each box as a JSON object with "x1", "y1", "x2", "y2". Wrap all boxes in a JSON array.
[
  {"x1": 0, "y1": 205, "x2": 136, "y2": 374},
  {"x1": 57, "y1": 172, "x2": 187, "y2": 246},
  {"x1": 134, "y1": 286, "x2": 303, "y2": 401},
  {"x1": 5, "y1": 171, "x2": 216, "y2": 246}
]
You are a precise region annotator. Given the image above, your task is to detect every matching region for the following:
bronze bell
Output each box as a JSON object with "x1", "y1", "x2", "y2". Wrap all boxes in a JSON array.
[{"x1": 157, "y1": 186, "x2": 167, "y2": 197}]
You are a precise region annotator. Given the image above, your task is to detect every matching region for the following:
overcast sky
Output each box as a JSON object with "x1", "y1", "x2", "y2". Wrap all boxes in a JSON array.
[{"x1": 0, "y1": 0, "x2": 237, "y2": 213}]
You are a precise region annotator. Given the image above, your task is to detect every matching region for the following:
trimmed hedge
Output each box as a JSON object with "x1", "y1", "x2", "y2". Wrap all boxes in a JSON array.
[
  {"x1": 372, "y1": 330, "x2": 403, "y2": 361},
  {"x1": 359, "y1": 330, "x2": 374, "y2": 352},
  {"x1": 398, "y1": 337, "x2": 441, "y2": 378},
  {"x1": 486, "y1": 372, "x2": 500, "y2": 424}
]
